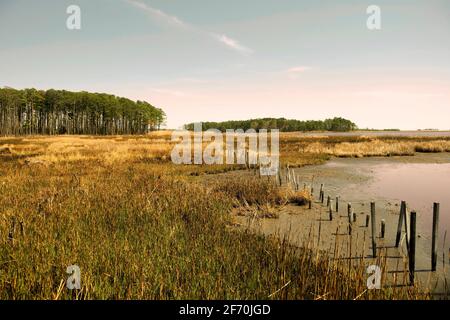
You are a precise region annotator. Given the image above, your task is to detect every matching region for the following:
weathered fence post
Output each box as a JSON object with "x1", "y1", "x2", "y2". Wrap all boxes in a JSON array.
[
  {"x1": 285, "y1": 166, "x2": 289, "y2": 184},
  {"x1": 329, "y1": 206, "x2": 333, "y2": 221},
  {"x1": 326, "y1": 196, "x2": 330, "y2": 208},
  {"x1": 380, "y1": 219, "x2": 386, "y2": 239},
  {"x1": 371, "y1": 202, "x2": 377, "y2": 258},
  {"x1": 409, "y1": 211, "x2": 417, "y2": 285},
  {"x1": 347, "y1": 203, "x2": 352, "y2": 224},
  {"x1": 308, "y1": 199, "x2": 312, "y2": 210},
  {"x1": 432, "y1": 203, "x2": 440, "y2": 272},
  {"x1": 8, "y1": 216, "x2": 16, "y2": 243},
  {"x1": 335, "y1": 197, "x2": 339, "y2": 212},
  {"x1": 365, "y1": 214, "x2": 370, "y2": 227},
  {"x1": 395, "y1": 201, "x2": 406, "y2": 247},
  {"x1": 245, "y1": 149, "x2": 250, "y2": 169}
]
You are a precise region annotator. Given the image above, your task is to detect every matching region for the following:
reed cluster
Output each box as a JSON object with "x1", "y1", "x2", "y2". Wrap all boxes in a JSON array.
[{"x1": 0, "y1": 134, "x2": 435, "y2": 299}]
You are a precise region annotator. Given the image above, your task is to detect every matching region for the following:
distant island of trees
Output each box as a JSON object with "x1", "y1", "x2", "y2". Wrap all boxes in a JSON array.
[
  {"x1": 185, "y1": 117, "x2": 357, "y2": 132},
  {"x1": 0, "y1": 87, "x2": 166, "y2": 135}
]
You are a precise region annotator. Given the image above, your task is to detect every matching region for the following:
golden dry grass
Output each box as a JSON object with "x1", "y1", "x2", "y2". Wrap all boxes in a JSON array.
[
  {"x1": 2, "y1": 132, "x2": 449, "y2": 167},
  {"x1": 304, "y1": 139, "x2": 450, "y2": 157},
  {"x1": 0, "y1": 133, "x2": 445, "y2": 299}
]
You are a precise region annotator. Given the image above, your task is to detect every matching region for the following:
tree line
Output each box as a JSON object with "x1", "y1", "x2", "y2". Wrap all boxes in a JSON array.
[
  {"x1": 185, "y1": 117, "x2": 357, "y2": 132},
  {"x1": 0, "y1": 87, "x2": 166, "y2": 135}
]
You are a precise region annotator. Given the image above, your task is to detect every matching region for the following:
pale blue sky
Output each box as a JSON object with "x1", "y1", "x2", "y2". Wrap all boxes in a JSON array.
[{"x1": 1, "y1": 0, "x2": 449, "y2": 129}]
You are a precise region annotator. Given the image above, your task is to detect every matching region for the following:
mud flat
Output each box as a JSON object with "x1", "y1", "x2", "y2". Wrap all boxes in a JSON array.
[{"x1": 237, "y1": 152, "x2": 450, "y2": 297}]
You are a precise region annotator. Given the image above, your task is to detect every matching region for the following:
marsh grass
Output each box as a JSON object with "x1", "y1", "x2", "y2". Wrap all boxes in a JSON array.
[
  {"x1": 280, "y1": 135, "x2": 450, "y2": 164},
  {"x1": 0, "y1": 134, "x2": 435, "y2": 299}
]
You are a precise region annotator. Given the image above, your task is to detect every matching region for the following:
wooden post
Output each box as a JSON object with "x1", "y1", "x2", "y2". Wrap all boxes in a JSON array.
[
  {"x1": 371, "y1": 202, "x2": 377, "y2": 258},
  {"x1": 321, "y1": 191, "x2": 324, "y2": 203},
  {"x1": 308, "y1": 200, "x2": 312, "y2": 210},
  {"x1": 348, "y1": 203, "x2": 352, "y2": 225},
  {"x1": 365, "y1": 214, "x2": 370, "y2": 227},
  {"x1": 245, "y1": 149, "x2": 249, "y2": 169},
  {"x1": 326, "y1": 196, "x2": 330, "y2": 208},
  {"x1": 285, "y1": 166, "x2": 289, "y2": 184},
  {"x1": 348, "y1": 223, "x2": 352, "y2": 235},
  {"x1": 329, "y1": 206, "x2": 333, "y2": 221},
  {"x1": 335, "y1": 197, "x2": 339, "y2": 212},
  {"x1": 8, "y1": 216, "x2": 16, "y2": 243},
  {"x1": 395, "y1": 201, "x2": 406, "y2": 247},
  {"x1": 432, "y1": 203, "x2": 440, "y2": 272},
  {"x1": 409, "y1": 211, "x2": 417, "y2": 285},
  {"x1": 380, "y1": 219, "x2": 386, "y2": 238}
]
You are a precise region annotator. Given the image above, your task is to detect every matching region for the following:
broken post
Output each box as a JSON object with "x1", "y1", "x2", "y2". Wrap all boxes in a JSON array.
[
  {"x1": 347, "y1": 203, "x2": 352, "y2": 225},
  {"x1": 381, "y1": 219, "x2": 386, "y2": 238},
  {"x1": 432, "y1": 202, "x2": 440, "y2": 272},
  {"x1": 371, "y1": 202, "x2": 377, "y2": 258},
  {"x1": 409, "y1": 211, "x2": 417, "y2": 285},
  {"x1": 395, "y1": 201, "x2": 406, "y2": 247}
]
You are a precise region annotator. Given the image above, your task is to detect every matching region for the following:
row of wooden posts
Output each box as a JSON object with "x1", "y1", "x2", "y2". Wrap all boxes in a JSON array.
[{"x1": 274, "y1": 165, "x2": 441, "y2": 285}]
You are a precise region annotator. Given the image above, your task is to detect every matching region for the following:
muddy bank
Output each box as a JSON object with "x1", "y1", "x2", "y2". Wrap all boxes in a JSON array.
[{"x1": 235, "y1": 152, "x2": 450, "y2": 296}]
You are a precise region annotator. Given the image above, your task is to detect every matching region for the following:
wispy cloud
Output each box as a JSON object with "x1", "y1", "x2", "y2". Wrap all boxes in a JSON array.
[
  {"x1": 212, "y1": 34, "x2": 253, "y2": 56},
  {"x1": 125, "y1": 0, "x2": 186, "y2": 27},
  {"x1": 284, "y1": 66, "x2": 312, "y2": 79},
  {"x1": 125, "y1": 0, "x2": 253, "y2": 56},
  {"x1": 286, "y1": 66, "x2": 312, "y2": 73}
]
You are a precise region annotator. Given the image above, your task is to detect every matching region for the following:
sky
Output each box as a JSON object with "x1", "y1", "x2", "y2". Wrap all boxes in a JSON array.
[{"x1": 0, "y1": 0, "x2": 449, "y2": 129}]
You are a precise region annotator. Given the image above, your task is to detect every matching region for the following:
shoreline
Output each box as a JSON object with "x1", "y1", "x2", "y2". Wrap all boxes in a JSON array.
[{"x1": 233, "y1": 152, "x2": 450, "y2": 296}]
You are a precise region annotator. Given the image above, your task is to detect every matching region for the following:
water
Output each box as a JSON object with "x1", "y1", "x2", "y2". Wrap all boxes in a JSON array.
[
  {"x1": 289, "y1": 152, "x2": 450, "y2": 253},
  {"x1": 316, "y1": 153, "x2": 450, "y2": 250},
  {"x1": 367, "y1": 162, "x2": 450, "y2": 245}
]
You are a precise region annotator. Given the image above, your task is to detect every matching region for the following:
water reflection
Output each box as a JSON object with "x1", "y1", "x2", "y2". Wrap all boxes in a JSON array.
[{"x1": 368, "y1": 162, "x2": 450, "y2": 244}]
